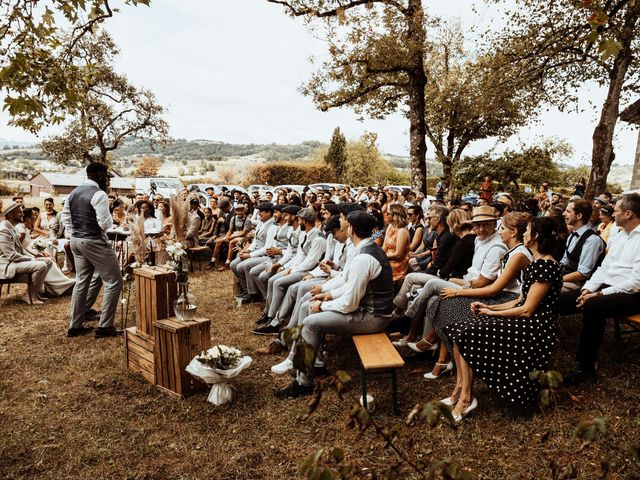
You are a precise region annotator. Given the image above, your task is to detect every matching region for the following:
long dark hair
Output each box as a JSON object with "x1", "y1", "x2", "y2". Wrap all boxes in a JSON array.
[{"x1": 529, "y1": 217, "x2": 561, "y2": 257}]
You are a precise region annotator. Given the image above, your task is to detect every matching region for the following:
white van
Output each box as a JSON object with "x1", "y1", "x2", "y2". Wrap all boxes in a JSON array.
[{"x1": 135, "y1": 178, "x2": 184, "y2": 198}]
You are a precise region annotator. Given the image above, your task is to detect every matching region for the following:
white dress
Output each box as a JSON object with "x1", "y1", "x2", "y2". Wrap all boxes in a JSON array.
[{"x1": 15, "y1": 223, "x2": 75, "y2": 296}]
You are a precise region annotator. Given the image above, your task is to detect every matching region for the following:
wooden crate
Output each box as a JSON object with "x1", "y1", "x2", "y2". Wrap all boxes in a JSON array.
[
  {"x1": 154, "y1": 317, "x2": 212, "y2": 398},
  {"x1": 125, "y1": 326, "x2": 155, "y2": 385},
  {"x1": 134, "y1": 266, "x2": 177, "y2": 338}
]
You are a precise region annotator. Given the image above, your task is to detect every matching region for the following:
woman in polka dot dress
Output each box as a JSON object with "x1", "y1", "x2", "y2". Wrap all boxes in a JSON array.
[{"x1": 442, "y1": 217, "x2": 563, "y2": 421}]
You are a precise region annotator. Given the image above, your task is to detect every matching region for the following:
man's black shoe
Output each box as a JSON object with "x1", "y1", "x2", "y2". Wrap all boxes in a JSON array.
[
  {"x1": 252, "y1": 324, "x2": 281, "y2": 335},
  {"x1": 95, "y1": 327, "x2": 123, "y2": 338},
  {"x1": 67, "y1": 326, "x2": 94, "y2": 338},
  {"x1": 255, "y1": 314, "x2": 271, "y2": 326},
  {"x1": 274, "y1": 380, "x2": 314, "y2": 398},
  {"x1": 84, "y1": 309, "x2": 101, "y2": 321},
  {"x1": 564, "y1": 365, "x2": 597, "y2": 386}
]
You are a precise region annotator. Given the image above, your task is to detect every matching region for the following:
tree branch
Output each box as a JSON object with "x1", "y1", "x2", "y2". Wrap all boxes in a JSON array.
[{"x1": 266, "y1": 0, "x2": 407, "y2": 18}]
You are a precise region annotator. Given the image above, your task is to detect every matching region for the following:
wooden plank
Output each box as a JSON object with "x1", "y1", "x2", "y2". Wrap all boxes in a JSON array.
[
  {"x1": 353, "y1": 333, "x2": 405, "y2": 370},
  {"x1": 157, "y1": 275, "x2": 168, "y2": 320},
  {"x1": 128, "y1": 360, "x2": 155, "y2": 384},
  {"x1": 126, "y1": 327, "x2": 154, "y2": 352},
  {"x1": 128, "y1": 350, "x2": 154, "y2": 374},
  {"x1": 127, "y1": 340, "x2": 154, "y2": 364},
  {"x1": 150, "y1": 277, "x2": 158, "y2": 322}
]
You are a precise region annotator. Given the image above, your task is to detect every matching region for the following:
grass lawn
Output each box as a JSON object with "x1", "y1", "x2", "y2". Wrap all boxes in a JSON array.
[{"x1": 0, "y1": 269, "x2": 639, "y2": 479}]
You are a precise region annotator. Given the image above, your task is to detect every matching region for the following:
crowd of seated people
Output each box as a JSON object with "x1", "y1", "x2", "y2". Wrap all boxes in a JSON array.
[
  {"x1": 214, "y1": 184, "x2": 639, "y2": 421},
  {"x1": 2, "y1": 182, "x2": 638, "y2": 422}
]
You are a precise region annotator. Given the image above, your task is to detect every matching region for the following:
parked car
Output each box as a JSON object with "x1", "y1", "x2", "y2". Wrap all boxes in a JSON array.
[
  {"x1": 273, "y1": 184, "x2": 306, "y2": 195},
  {"x1": 308, "y1": 182, "x2": 346, "y2": 192},
  {"x1": 462, "y1": 190, "x2": 479, "y2": 205},
  {"x1": 136, "y1": 177, "x2": 184, "y2": 198}
]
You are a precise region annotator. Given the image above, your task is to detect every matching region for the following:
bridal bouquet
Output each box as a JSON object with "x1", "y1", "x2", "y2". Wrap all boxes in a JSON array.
[
  {"x1": 165, "y1": 239, "x2": 189, "y2": 283},
  {"x1": 186, "y1": 345, "x2": 252, "y2": 406},
  {"x1": 32, "y1": 238, "x2": 50, "y2": 253}
]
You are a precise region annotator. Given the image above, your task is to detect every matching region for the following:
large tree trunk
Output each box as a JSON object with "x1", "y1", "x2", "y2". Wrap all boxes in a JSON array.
[
  {"x1": 586, "y1": 5, "x2": 639, "y2": 199},
  {"x1": 407, "y1": 0, "x2": 427, "y2": 194}
]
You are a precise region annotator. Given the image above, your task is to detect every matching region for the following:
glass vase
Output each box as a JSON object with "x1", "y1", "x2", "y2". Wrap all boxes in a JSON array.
[{"x1": 174, "y1": 282, "x2": 197, "y2": 322}]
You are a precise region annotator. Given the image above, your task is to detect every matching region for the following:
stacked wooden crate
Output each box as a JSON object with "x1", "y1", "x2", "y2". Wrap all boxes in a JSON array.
[{"x1": 125, "y1": 266, "x2": 177, "y2": 383}]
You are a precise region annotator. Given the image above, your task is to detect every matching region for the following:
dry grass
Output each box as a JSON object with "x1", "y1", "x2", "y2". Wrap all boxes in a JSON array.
[{"x1": 0, "y1": 270, "x2": 639, "y2": 479}]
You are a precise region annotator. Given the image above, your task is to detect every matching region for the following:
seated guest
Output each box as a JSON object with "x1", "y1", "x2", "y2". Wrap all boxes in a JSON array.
[
  {"x1": 136, "y1": 200, "x2": 163, "y2": 233},
  {"x1": 558, "y1": 193, "x2": 640, "y2": 384},
  {"x1": 199, "y1": 207, "x2": 216, "y2": 243},
  {"x1": 185, "y1": 197, "x2": 203, "y2": 249},
  {"x1": 407, "y1": 204, "x2": 425, "y2": 252},
  {"x1": 206, "y1": 199, "x2": 234, "y2": 258},
  {"x1": 560, "y1": 199, "x2": 605, "y2": 292},
  {"x1": 212, "y1": 203, "x2": 251, "y2": 269},
  {"x1": 32, "y1": 197, "x2": 57, "y2": 238},
  {"x1": 392, "y1": 207, "x2": 507, "y2": 348},
  {"x1": 48, "y1": 200, "x2": 74, "y2": 273},
  {"x1": 18, "y1": 208, "x2": 75, "y2": 296},
  {"x1": 425, "y1": 212, "x2": 533, "y2": 379},
  {"x1": 275, "y1": 210, "x2": 393, "y2": 398},
  {"x1": 231, "y1": 202, "x2": 278, "y2": 303},
  {"x1": 112, "y1": 199, "x2": 127, "y2": 226},
  {"x1": 157, "y1": 199, "x2": 172, "y2": 234},
  {"x1": 441, "y1": 217, "x2": 562, "y2": 420},
  {"x1": 597, "y1": 203, "x2": 617, "y2": 246},
  {"x1": 253, "y1": 207, "x2": 326, "y2": 334},
  {"x1": 382, "y1": 203, "x2": 411, "y2": 283},
  {"x1": 421, "y1": 205, "x2": 457, "y2": 276},
  {"x1": 0, "y1": 201, "x2": 53, "y2": 304},
  {"x1": 391, "y1": 208, "x2": 475, "y2": 344}
]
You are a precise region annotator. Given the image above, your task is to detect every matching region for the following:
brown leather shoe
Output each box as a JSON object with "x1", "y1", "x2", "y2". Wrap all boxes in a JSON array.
[{"x1": 256, "y1": 340, "x2": 286, "y2": 355}]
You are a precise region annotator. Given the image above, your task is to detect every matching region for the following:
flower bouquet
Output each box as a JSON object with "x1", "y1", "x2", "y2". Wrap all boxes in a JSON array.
[
  {"x1": 165, "y1": 239, "x2": 196, "y2": 321},
  {"x1": 32, "y1": 237, "x2": 50, "y2": 253},
  {"x1": 185, "y1": 345, "x2": 253, "y2": 406}
]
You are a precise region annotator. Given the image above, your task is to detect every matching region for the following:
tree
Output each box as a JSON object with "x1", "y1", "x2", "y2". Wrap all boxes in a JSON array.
[
  {"x1": 0, "y1": 0, "x2": 151, "y2": 133},
  {"x1": 40, "y1": 31, "x2": 170, "y2": 165},
  {"x1": 454, "y1": 139, "x2": 573, "y2": 196},
  {"x1": 268, "y1": 0, "x2": 430, "y2": 193},
  {"x1": 422, "y1": 22, "x2": 545, "y2": 191},
  {"x1": 135, "y1": 156, "x2": 161, "y2": 177},
  {"x1": 342, "y1": 132, "x2": 409, "y2": 186},
  {"x1": 324, "y1": 127, "x2": 347, "y2": 181},
  {"x1": 492, "y1": 0, "x2": 640, "y2": 198}
]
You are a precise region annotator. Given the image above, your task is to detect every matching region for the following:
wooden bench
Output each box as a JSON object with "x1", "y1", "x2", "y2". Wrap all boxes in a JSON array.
[
  {"x1": 353, "y1": 333, "x2": 405, "y2": 414},
  {"x1": 614, "y1": 314, "x2": 640, "y2": 361},
  {"x1": 187, "y1": 246, "x2": 210, "y2": 271},
  {"x1": 0, "y1": 273, "x2": 33, "y2": 304}
]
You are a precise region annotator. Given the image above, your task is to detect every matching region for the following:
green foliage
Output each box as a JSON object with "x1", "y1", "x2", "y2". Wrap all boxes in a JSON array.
[
  {"x1": 454, "y1": 140, "x2": 573, "y2": 196},
  {"x1": 245, "y1": 162, "x2": 336, "y2": 186},
  {"x1": 324, "y1": 127, "x2": 347, "y2": 181},
  {"x1": 1, "y1": 0, "x2": 151, "y2": 133},
  {"x1": 342, "y1": 132, "x2": 409, "y2": 186},
  {"x1": 0, "y1": 182, "x2": 16, "y2": 196},
  {"x1": 39, "y1": 31, "x2": 170, "y2": 165}
]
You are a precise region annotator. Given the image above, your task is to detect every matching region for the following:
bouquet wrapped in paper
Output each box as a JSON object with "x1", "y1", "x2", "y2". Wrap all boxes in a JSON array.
[
  {"x1": 185, "y1": 345, "x2": 252, "y2": 406},
  {"x1": 31, "y1": 237, "x2": 50, "y2": 253}
]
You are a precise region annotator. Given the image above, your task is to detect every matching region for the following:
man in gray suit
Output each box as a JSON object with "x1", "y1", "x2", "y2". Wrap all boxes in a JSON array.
[
  {"x1": 62, "y1": 163, "x2": 123, "y2": 338},
  {"x1": 0, "y1": 201, "x2": 52, "y2": 304}
]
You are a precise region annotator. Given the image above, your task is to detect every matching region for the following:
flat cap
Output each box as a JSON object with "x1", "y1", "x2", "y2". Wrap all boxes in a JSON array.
[
  {"x1": 346, "y1": 210, "x2": 377, "y2": 236},
  {"x1": 323, "y1": 215, "x2": 341, "y2": 233},
  {"x1": 256, "y1": 202, "x2": 274, "y2": 211},
  {"x1": 297, "y1": 206, "x2": 317, "y2": 223},
  {"x1": 337, "y1": 202, "x2": 365, "y2": 215},
  {"x1": 282, "y1": 205, "x2": 302, "y2": 215}
]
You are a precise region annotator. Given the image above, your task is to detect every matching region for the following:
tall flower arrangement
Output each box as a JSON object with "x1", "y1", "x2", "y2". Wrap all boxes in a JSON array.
[{"x1": 166, "y1": 194, "x2": 195, "y2": 320}]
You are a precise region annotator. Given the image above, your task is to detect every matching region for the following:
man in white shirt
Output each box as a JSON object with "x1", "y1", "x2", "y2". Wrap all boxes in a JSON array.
[
  {"x1": 559, "y1": 193, "x2": 640, "y2": 384},
  {"x1": 275, "y1": 210, "x2": 394, "y2": 398},
  {"x1": 231, "y1": 202, "x2": 277, "y2": 303},
  {"x1": 560, "y1": 199, "x2": 606, "y2": 292},
  {"x1": 253, "y1": 207, "x2": 326, "y2": 334},
  {"x1": 62, "y1": 163, "x2": 123, "y2": 338}
]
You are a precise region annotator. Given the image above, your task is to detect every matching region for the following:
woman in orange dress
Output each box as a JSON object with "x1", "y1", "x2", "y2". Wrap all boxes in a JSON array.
[{"x1": 382, "y1": 203, "x2": 411, "y2": 284}]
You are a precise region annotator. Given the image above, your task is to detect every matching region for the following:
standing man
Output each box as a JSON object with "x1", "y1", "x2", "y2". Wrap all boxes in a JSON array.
[{"x1": 62, "y1": 163, "x2": 123, "y2": 338}]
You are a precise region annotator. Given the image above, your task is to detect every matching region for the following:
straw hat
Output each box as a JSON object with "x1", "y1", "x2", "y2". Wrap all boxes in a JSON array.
[
  {"x1": 471, "y1": 205, "x2": 499, "y2": 223},
  {"x1": 2, "y1": 200, "x2": 21, "y2": 217}
]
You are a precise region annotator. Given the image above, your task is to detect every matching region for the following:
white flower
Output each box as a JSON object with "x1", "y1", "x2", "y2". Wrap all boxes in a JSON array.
[{"x1": 120, "y1": 298, "x2": 127, "y2": 305}]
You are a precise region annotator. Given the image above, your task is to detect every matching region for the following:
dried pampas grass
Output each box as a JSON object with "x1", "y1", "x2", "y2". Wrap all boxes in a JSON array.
[
  {"x1": 170, "y1": 194, "x2": 190, "y2": 243},
  {"x1": 129, "y1": 215, "x2": 148, "y2": 265}
]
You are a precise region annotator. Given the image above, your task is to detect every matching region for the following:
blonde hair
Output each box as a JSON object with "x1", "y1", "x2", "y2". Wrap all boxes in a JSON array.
[
  {"x1": 447, "y1": 208, "x2": 473, "y2": 237},
  {"x1": 501, "y1": 212, "x2": 532, "y2": 241}
]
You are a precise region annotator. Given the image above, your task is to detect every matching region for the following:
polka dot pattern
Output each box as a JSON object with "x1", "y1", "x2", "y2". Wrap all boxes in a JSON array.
[{"x1": 444, "y1": 259, "x2": 563, "y2": 407}]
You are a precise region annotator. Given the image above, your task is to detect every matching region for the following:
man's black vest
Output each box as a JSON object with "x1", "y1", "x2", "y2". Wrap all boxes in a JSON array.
[
  {"x1": 564, "y1": 228, "x2": 606, "y2": 276},
  {"x1": 358, "y1": 242, "x2": 394, "y2": 316},
  {"x1": 68, "y1": 184, "x2": 102, "y2": 239}
]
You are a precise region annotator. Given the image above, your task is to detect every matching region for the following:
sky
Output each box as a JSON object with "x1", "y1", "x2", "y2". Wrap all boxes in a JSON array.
[{"x1": 0, "y1": 0, "x2": 638, "y2": 166}]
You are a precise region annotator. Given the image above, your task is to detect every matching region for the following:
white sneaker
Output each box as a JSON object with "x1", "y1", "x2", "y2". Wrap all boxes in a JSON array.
[{"x1": 271, "y1": 358, "x2": 293, "y2": 375}]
